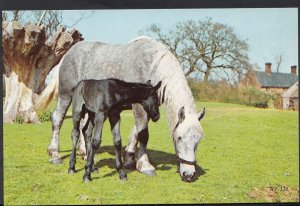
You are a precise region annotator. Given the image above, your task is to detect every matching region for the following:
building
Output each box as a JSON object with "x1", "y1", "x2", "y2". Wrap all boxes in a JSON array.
[
  {"x1": 240, "y1": 63, "x2": 298, "y2": 94},
  {"x1": 281, "y1": 82, "x2": 298, "y2": 110}
]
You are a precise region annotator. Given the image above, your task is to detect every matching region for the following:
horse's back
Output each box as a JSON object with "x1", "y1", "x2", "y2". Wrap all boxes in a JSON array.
[{"x1": 58, "y1": 38, "x2": 167, "y2": 96}]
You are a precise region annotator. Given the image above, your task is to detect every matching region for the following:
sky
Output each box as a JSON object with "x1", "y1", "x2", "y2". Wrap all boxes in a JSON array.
[
  {"x1": 40, "y1": 8, "x2": 298, "y2": 82},
  {"x1": 60, "y1": 8, "x2": 298, "y2": 74}
]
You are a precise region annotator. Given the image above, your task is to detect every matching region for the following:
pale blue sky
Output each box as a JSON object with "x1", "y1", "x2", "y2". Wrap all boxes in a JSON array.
[{"x1": 62, "y1": 8, "x2": 298, "y2": 74}]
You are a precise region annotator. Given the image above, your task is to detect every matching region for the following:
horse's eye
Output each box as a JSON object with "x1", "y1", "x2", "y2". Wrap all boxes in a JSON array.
[{"x1": 178, "y1": 136, "x2": 182, "y2": 141}]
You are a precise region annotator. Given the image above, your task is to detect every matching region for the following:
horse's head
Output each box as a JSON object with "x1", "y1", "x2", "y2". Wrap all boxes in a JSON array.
[
  {"x1": 140, "y1": 81, "x2": 162, "y2": 122},
  {"x1": 172, "y1": 106, "x2": 205, "y2": 182}
]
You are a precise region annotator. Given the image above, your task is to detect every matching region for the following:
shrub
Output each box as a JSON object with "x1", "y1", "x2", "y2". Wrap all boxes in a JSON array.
[
  {"x1": 13, "y1": 115, "x2": 25, "y2": 124},
  {"x1": 37, "y1": 110, "x2": 52, "y2": 122},
  {"x1": 188, "y1": 79, "x2": 281, "y2": 108},
  {"x1": 188, "y1": 79, "x2": 242, "y2": 103}
]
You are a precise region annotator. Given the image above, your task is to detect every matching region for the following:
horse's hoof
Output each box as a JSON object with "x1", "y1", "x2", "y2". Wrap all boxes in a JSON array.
[
  {"x1": 91, "y1": 166, "x2": 99, "y2": 173},
  {"x1": 140, "y1": 170, "x2": 156, "y2": 176},
  {"x1": 83, "y1": 176, "x2": 91, "y2": 183},
  {"x1": 68, "y1": 169, "x2": 75, "y2": 174},
  {"x1": 49, "y1": 158, "x2": 63, "y2": 164}
]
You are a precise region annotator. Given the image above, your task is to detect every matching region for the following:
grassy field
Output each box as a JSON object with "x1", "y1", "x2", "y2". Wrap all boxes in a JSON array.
[{"x1": 3, "y1": 102, "x2": 299, "y2": 204}]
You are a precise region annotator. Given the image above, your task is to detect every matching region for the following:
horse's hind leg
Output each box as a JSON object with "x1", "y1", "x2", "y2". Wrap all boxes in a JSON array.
[
  {"x1": 78, "y1": 113, "x2": 89, "y2": 160},
  {"x1": 109, "y1": 112, "x2": 127, "y2": 180},
  {"x1": 124, "y1": 104, "x2": 156, "y2": 176},
  {"x1": 48, "y1": 94, "x2": 72, "y2": 164}
]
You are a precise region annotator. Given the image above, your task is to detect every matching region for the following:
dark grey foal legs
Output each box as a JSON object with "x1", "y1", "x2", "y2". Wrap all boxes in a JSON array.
[
  {"x1": 109, "y1": 112, "x2": 127, "y2": 180},
  {"x1": 83, "y1": 112, "x2": 105, "y2": 182},
  {"x1": 68, "y1": 107, "x2": 84, "y2": 174}
]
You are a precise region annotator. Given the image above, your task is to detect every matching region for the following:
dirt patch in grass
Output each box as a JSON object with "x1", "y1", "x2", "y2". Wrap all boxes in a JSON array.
[{"x1": 248, "y1": 185, "x2": 299, "y2": 202}]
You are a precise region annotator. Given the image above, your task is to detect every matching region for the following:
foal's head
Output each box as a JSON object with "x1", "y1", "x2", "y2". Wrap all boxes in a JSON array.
[{"x1": 140, "y1": 81, "x2": 162, "y2": 122}]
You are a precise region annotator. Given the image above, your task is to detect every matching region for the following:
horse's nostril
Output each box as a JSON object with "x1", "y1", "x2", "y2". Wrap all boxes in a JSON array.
[{"x1": 183, "y1": 171, "x2": 194, "y2": 179}]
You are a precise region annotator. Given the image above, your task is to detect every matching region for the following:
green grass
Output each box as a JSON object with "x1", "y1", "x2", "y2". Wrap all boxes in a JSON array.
[{"x1": 4, "y1": 102, "x2": 299, "y2": 204}]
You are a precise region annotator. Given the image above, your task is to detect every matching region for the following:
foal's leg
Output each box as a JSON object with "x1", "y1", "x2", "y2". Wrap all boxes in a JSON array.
[
  {"x1": 123, "y1": 126, "x2": 138, "y2": 169},
  {"x1": 109, "y1": 112, "x2": 127, "y2": 180},
  {"x1": 48, "y1": 94, "x2": 72, "y2": 164},
  {"x1": 83, "y1": 112, "x2": 105, "y2": 182},
  {"x1": 125, "y1": 104, "x2": 156, "y2": 176},
  {"x1": 82, "y1": 115, "x2": 98, "y2": 173},
  {"x1": 68, "y1": 106, "x2": 84, "y2": 174}
]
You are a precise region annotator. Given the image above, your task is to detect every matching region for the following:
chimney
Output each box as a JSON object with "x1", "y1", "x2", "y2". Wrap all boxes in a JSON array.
[
  {"x1": 265, "y1": 62, "x2": 272, "y2": 75},
  {"x1": 291, "y1": 65, "x2": 297, "y2": 75}
]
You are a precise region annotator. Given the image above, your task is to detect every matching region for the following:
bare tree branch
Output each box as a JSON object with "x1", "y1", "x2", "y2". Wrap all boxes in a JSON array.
[
  {"x1": 275, "y1": 54, "x2": 284, "y2": 73},
  {"x1": 2, "y1": 11, "x2": 8, "y2": 21},
  {"x1": 141, "y1": 18, "x2": 250, "y2": 81}
]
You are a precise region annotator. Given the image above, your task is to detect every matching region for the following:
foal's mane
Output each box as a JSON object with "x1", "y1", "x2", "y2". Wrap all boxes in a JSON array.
[{"x1": 107, "y1": 78, "x2": 152, "y2": 89}]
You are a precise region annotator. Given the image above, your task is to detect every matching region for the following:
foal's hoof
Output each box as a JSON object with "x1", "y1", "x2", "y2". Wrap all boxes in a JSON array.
[
  {"x1": 123, "y1": 152, "x2": 136, "y2": 170},
  {"x1": 123, "y1": 158, "x2": 136, "y2": 170},
  {"x1": 119, "y1": 171, "x2": 128, "y2": 181},
  {"x1": 91, "y1": 166, "x2": 99, "y2": 173},
  {"x1": 120, "y1": 176, "x2": 128, "y2": 181},
  {"x1": 49, "y1": 158, "x2": 63, "y2": 164},
  {"x1": 68, "y1": 168, "x2": 75, "y2": 174},
  {"x1": 140, "y1": 170, "x2": 157, "y2": 176},
  {"x1": 83, "y1": 176, "x2": 92, "y2": 183}
]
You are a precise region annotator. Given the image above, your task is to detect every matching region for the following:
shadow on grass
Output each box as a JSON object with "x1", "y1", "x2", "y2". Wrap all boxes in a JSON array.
[
  {"x1": 60, "y1": 145, "x2": 207, "y2": 182},
  {"x1": 93, "y1": 145, "x2": 207, "y2": 182},
  {"x1": 64, "y1": 115, "x2": 73, "y2": 120}
]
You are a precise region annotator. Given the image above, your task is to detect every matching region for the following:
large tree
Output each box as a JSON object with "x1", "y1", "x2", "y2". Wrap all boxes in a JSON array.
[
  {"x1": 2, "y1": 20, "x2": 83, "y2": 123},
  {"x1": 142, "y1": 18, "x2": 250, "y2": 82}
]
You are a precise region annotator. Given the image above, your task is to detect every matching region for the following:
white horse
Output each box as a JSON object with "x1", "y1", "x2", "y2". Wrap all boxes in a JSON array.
[{"x1": 48, "y1": 37, "x2": 205, "y2": 182}]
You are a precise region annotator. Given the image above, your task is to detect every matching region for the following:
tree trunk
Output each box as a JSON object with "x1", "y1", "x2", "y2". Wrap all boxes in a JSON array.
[
  {"x1": 203, "y1": 68, "x2": 211, "y2": 82},
  {"x1": 2, "y1": 21, "x2": 83, "y2": 123}
]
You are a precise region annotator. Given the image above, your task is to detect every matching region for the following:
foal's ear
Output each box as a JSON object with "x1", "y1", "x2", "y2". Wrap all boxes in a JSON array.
[
  {"x1": 154, "y1": 81, "x2": 162, "y2": 90},
  {"x1": 198, "y1": 107, "x2": 205, "y2": 121},
  {"x1": 178, "y1": 106, "x2": 185, "y2": 123},
  {"x1": 146, "y1": 80, "x2": 151, "y2": 86}
]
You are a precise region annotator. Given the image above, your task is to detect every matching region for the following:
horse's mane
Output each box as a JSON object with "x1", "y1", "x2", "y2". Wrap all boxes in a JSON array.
[{"x1": 147, "y1": 45, "x2": 198, "y2": 132}]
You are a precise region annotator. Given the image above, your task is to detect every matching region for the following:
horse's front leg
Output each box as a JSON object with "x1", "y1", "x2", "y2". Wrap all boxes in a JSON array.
[
  {"x1": 109, "y1": 112, "x2": 127, "y2": 180},
  {"x1": 124, "y1": 104, "x2": 156, "y2": 176},
  {"x1": 48, "y1": 94, "x2": 72, "y2": 164},
  {"x1": 83, "y1": 112, "x2": 105, "y2": 183}
]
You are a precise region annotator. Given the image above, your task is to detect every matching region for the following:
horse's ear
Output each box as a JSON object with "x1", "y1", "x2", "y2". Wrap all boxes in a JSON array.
[
  {"x1": 178, "y1": 106, "x2": 185, "y2": 123},
  {"x1": 146, "y1": 80, "x2": 151, "y2": 86},
  {"x1": 198, "y1": 107, "x2": 205, "y2": 121},
  {"x1": 154, "y1": 81, "x2": 162, "y2": 90}
]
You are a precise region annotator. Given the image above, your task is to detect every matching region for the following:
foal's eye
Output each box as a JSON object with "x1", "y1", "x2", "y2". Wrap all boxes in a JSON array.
[{"x1": 177, "y1": 136, "x2": 182, "y2": 141}]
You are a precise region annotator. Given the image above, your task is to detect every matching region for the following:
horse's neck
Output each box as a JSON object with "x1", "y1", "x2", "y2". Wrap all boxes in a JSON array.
[
  {"x1": 151, "y1": 51, "x2": 197, "y2": 132},
  {"x1": 164, "y1": 86, "x2": 197, "y2": 131}
]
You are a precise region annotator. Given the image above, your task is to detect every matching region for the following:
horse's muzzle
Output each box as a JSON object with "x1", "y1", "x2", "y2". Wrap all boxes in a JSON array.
[{"x1": 182, "y1": 171, "x2": 195, "y2": 182}]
